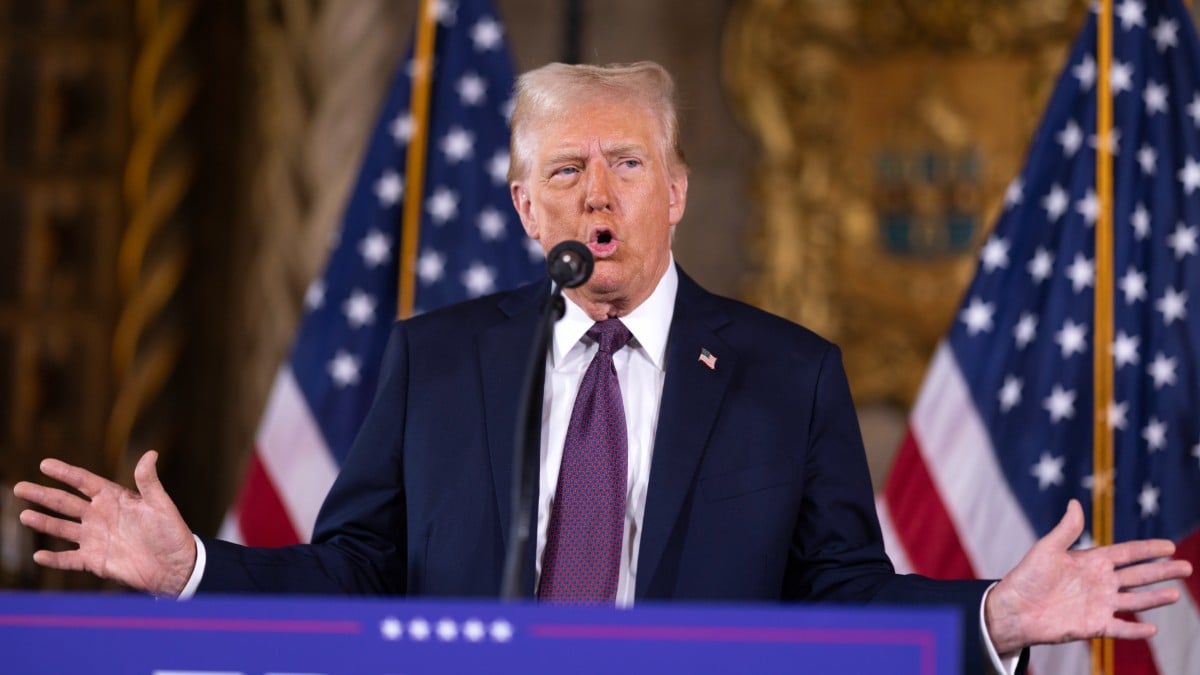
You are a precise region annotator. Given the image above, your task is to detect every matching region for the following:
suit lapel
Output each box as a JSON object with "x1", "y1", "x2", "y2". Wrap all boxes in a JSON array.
[
  {"x1": 478, "y1": 281, "x2": 546, "y2": 576},
  {"x1": 637, "y1": 270, "x2": 735, "y2": 597}
]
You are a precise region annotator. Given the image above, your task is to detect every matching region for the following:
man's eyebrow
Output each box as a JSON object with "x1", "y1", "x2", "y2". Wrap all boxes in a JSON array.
[{"x1": 602, "y1": 142, "x2": 648, "y2": 157}]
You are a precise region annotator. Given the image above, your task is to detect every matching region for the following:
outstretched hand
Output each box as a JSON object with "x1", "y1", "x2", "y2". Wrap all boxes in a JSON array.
[
  {"x1": 985, "y1": 499, "x2": 1193, "y2": 656},
  {"x1": 13, "y1": 451, "x2": 196, "y2": 596}
]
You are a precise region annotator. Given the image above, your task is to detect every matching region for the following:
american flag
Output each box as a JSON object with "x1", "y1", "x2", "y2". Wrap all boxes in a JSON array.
[
  {"x1": 878, "y1": 1, "x2": 1200, "y2": 673},
  {"x1": 219, "y1": 0, "x2": 542, "y2": 547}
]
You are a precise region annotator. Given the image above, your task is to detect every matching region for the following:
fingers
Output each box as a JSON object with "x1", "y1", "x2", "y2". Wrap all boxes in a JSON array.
[
  {"x1": 133, "y1": 450, "x2": 164, "y2": 502},
  {"x1": 1042, "y1": 498, "x2": 1085, "y2": 550},
  {"x1": 12, "y1": 482, "x2": 89, "y2": 519},
  {"x1": 31, "y1": 549, "x2": 87, "y2": 573},
  {"x1": 37, "y1": 458, "x2": 110, "y2": 499},
  {"x1": 1114, "y1": 586, "x2": 1182, "y2": 614},
  {"x1": 19, "y1": 509, "x2": 82, "y2": 543},
  {"x1": 1102, "y1": 617, "x2": 1158, "y2": 641},
  {"x1": 1117, "y1": 559, "x2": 1194, "y2": 589},
  {"x1": 1099, "y1": 538, "x2": 1178, "y2": 567}
]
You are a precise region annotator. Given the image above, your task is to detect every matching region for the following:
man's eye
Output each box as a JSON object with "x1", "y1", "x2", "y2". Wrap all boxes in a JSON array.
[
  {"x1": 556, "y1": 166, "x2": 579, "y2": 176},
  {"x1": 621, "y1": 159, "x2": 641, "y2": 169}
]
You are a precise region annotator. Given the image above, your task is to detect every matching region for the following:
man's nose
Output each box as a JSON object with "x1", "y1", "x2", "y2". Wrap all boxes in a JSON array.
[{"x1": 585, "y1": 163, "x2": 613, "y2": 212}]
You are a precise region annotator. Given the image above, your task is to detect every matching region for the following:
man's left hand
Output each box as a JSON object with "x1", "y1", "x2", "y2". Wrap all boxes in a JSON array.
[{"x1": 984, "y1": 499, "x2": 1193, "y2": 656}]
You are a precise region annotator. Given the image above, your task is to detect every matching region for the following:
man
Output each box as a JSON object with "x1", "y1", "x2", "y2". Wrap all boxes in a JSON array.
[{"x1": 14, "y1": 62, "x2": 1191, "y2": 673}]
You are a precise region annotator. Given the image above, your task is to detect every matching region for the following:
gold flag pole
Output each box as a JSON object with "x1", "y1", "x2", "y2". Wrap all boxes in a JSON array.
[
  {"x1": 397, "y1": 0, "x2": 440, "y2": 319},
  {"x1": 1092, "y1": 0, "x2": 1116, "y2": 672}
]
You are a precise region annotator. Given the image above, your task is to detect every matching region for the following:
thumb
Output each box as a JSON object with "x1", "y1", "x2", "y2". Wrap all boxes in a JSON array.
[
  {"x1": 133, "y1": 450, "x2": 166, "y2": 501},
  {"x1": 1042, "y1": 498, "x2": 1085, "y2": 551}
]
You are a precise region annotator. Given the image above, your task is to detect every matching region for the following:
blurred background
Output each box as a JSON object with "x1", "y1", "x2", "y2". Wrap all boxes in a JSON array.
[{"x1": 2, "y1": 0, "x2": 1191, "y2": 590}]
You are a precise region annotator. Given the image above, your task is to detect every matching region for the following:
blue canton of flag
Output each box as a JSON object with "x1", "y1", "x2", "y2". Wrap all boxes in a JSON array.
[
  {"x1": 955, "y1": 0, "x2": 1200, "y2": 553},
  {"x1": 882, "y1": 2, "x2": 1200, "y2": 673},
  {"x1": 221, "y1": 0, "x2": 542, "y2": 548}
]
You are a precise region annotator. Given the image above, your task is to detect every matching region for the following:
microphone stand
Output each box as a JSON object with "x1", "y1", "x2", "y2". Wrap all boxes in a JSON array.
[{"x1": 501, "y1": 283, "x2": 566, "y2": 600}]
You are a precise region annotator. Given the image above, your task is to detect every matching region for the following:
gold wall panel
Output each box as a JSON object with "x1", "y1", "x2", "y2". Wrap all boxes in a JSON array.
[{"x1": 725, "y1": 0, "x2": 1085, "y2": 405}]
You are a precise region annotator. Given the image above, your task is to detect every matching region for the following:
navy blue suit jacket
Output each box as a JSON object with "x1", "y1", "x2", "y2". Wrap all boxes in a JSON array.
[{"x1": 201, "y1": 267, "x2": 1009, "y2": 670}]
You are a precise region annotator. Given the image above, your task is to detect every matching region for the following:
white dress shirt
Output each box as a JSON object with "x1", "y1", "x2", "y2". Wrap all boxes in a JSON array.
[
  {"x1": 535, "y1": 260, "x2": 677, "y2": 607},
  {"x1": 182, "y1": 255, "x2": 1016, "y2": 674}
]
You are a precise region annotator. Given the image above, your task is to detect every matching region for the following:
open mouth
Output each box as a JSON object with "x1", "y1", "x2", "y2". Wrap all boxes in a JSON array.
[{"x1": 588, "y1": 228, "x2": 619, "y2": 256}]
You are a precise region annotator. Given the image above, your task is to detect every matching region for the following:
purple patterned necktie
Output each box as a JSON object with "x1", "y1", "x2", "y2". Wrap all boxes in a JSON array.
[{"x1": 538, "y1": 318, "x2": 633, "y2": 604}]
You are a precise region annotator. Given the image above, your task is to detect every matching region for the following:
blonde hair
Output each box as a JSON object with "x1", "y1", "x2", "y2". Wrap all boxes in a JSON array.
[{"x1": 507, "y1": 61, "x2": 687, "y2": 182}]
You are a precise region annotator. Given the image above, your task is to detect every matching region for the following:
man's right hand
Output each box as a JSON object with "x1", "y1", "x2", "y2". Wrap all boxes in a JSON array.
[{"x1": 13, "y1": 450, "x2": 197, "y2": 596}]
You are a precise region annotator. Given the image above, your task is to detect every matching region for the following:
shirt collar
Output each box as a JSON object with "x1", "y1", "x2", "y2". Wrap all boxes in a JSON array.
[{"x1": 552, "y1": 255, "x2": 678, "y2": 370}]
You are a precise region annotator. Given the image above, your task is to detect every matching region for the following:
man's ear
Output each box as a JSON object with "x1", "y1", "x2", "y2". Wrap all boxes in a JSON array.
[
  {"x1": 511, "y1": 182, "x2": 540, "y2": 240},
  {"x1": 667, "y1": 171, "x2": 688, "y2": 227}
]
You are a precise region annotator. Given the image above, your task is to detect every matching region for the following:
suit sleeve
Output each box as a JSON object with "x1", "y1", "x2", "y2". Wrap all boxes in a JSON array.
[
  {"x1": 782, "y1": 344, "x2": 1010, "y2": 673},
  {"x1": 197, "y1": 321, "x2": 411, "y2": 595}
]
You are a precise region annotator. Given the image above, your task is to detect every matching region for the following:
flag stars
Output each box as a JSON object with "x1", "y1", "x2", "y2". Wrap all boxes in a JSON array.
[
  {"x1": 1138, "y1": 482, "x2": 1160, "y2": 518},
  {"x1": 1055, "y1": 319, "x2": 1088, "y2": 358},
  {"x1": 1179, "y1": 156, "x2": 1200, "y2": 193},
  {"x1": 417, "y1": 249, "x2": 446, "y2": 285},
  {"x1": 1147, "y1": 351, "x2": 1178, "y2": 389},
  {"x1": 487, "y1": 151, "x2": 510, "y2": 185},
  {"x1": 1014, "y1": 313, "x2": 1038, "y2": 349},
  {"x1": 960, "y1": 297, "x2": 995, "y2": 335},
  {"x1": 1107, "y1": 400, "x2": 1128, "y2": 430},
  {"x1": 980, "y1": 235, "x2": 1009, "y2": 272},
  {"x1": 1072, "y1": 54, "x2": 1096, "y2": 90},
  {"x1": 1142, "y1": 417, "x2": 1168, "y2": 452},
  {"x1": 1112, "y1": 331, "x2": 1140, "y2": 368},
  {"x1": 1004, "y1": 178, "x2": 1023, "y2": 207},
  {"x1": 1143, "y1": 80, "x2": 1168, "y2": 115},
  {"x1": 1116, "y1": 0, "x2": 1145, "y2": 31},
  {"x1": 1168, "y1": 222, "x2": 1198, "y2": 259},
  {"x1": 1155, "y1": 287, "x2": 1187, "y2": 325},
  {"x1": 1027, "y1": 248, "x2": 1054, "y2": 284},
  {"x1": 440, "y1": 127, "x2": 475, "y2": 163},
  {"x1": 1130, "y1": 203, "x2": 1151, "y2": 239},
  {"x1": 457, "y1": 73, "x2": 487, "y2": 106},
  {"x1": 342, "y1": 290, "x2": 377, "y2": 328},
  {"x1": 1066, "y1": 253, "x2": 1094, "y2": 292},
  {"x1": 1152, "y1": 17, "x2": 1179, "y2": 52},
  {"x1": 328, "y1": 351, "x2": 361, "y2": 388},
  {"x1": 1043, "y1": 384, "x2": 1076, "y2": 423},
  {"x1": 477, "y1": 207, "x2": 507, "y2": 240},
  {"x1": 1189, "y1": 94, "x2": 1200, "y2": 128},
  {"x1": 1056, "y1": 121, "x2": 1083, "y2": 156},
  {"x1": 426, "y1": 187, "x2": 460, "y2": 224},
  {"x1": 470, "y1": 16, "x2": 504, "y2": 51},
  {"x1": 1043, "y1": 185, "x2": 1069, "y2": 221},
  {"x1": 1136, "y1": 146, "x2": 1157, "y2": 175},
  {"x1": 1109, "y1": 61, "x2": 1134, "y2": 95},
  {"x1": 358, "y1": 230, "x2": 392, "y2": 268},
  {"x1": 433, "y1": 0, "x2": 457, "y2": 26},
  {"x1": 524, "y1": 237, "x2": 544, "y2": 262},
  {"x1": 461, "y1": 262, "x2": 497, "y2": 297},
  {"x1": 1030, "y1": 452, "x2": 1065, "y2": 490},
  {"x1": 1118, "y1": 267, "x2": 1147, "y2": 304},
  {"x1": 1089, "y1": 128, "x2": 1120, "y2": 156},
  {"x1": 389, "y1": 112, "x2": 414, "y2": 145},
  {"x1": 998, "y1": 375, "x2": 1023, "y2": 413},
  {"x1": 305, "y1": 280, "x2": 325, "y2": 311},
  {"x1": 1075, "y1": 189, "x2": 1099, "y2": 225},
  {"x1": 373, "y1": 169, "x2": 403, "y2": 207}
]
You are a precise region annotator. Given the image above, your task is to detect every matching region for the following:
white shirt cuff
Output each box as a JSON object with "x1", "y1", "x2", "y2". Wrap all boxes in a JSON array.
[
  {"x1": 176, "y1": 534, "x2": 206, "y2": 599},
  {"x1": 980, "y1": 582, "x2": 1020, "y2": 675}
]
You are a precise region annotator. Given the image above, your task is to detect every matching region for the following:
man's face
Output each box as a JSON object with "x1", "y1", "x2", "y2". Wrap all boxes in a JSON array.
[{"x1": 510, "y1": 97, "x2": 687, "y2": 314}]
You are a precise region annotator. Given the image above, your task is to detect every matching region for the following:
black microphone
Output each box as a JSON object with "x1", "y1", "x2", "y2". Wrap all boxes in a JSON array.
[{"x1": 546, "y1": 240, "x2": 593, "y2": 288}]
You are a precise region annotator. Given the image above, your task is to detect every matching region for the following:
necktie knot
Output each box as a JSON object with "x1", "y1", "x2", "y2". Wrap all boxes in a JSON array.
[{"x1": 588, "y1": 318, "x2": 633, "y2": 355}]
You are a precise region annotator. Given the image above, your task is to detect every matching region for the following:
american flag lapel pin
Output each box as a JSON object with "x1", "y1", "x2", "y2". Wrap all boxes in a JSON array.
[{"x1": 698, "y1": 348, "x2": 717, "y2": 370}]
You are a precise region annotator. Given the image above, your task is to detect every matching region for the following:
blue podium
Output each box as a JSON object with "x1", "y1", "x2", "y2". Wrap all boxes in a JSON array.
[{"x1": 0, "y1": 591, "x2": 959, "y2": 674}]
